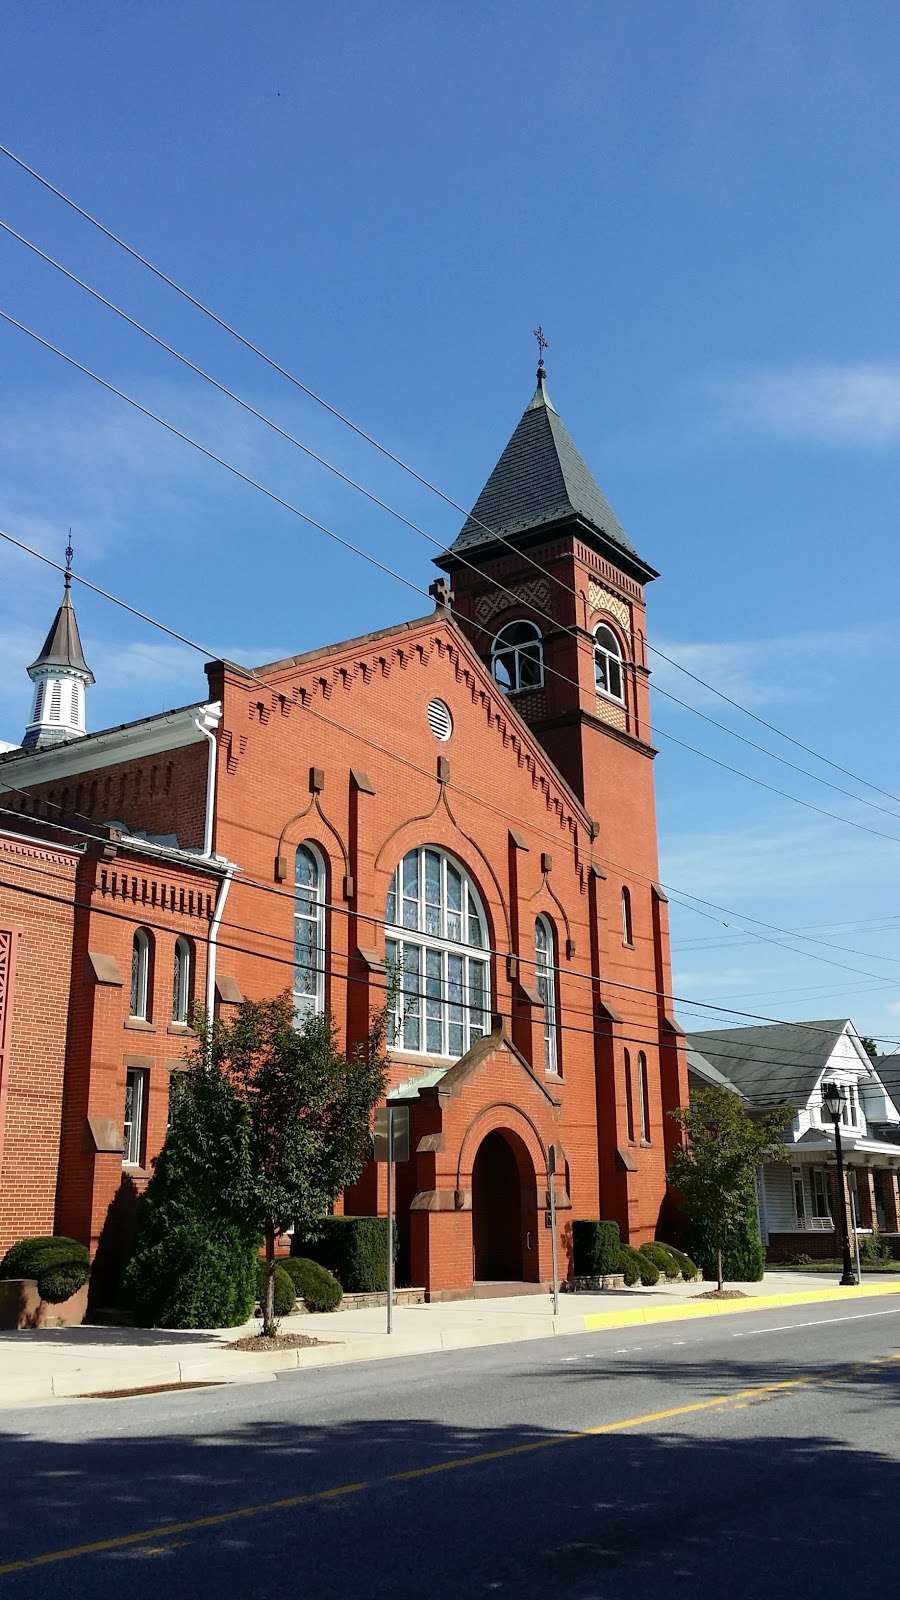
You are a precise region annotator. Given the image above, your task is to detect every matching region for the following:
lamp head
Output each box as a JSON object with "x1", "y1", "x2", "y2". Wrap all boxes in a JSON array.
[{"x1": 821, "y1": 1081, "x2": 842, "y2": 1119}]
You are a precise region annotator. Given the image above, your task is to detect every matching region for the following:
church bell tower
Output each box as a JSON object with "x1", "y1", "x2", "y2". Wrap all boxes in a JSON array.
[{"x1": 22, "y1": 541, "x2": 94, "y2": 752}]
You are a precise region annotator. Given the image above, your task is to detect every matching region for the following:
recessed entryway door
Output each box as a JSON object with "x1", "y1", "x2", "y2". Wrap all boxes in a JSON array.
[{"x1": 472, "y1": 1130, "x2": 525, "y2": 1281}]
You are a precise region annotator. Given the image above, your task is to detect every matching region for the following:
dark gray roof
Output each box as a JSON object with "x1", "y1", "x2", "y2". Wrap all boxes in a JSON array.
[
  {"x1": 873, "y1": 1053, "x2": 900, "y2": 1101},
  {"x1": 686, "y1": 1044, "x2": 744, "y2": 1098},
  {"x1": 28, "y1": 584, "x2": 93, "y2": 681},
  {"x1": 449, "y1": 371, "x2": 645, "y2": 565},
  {"x1": 685, "y1": 1020, "x2": 852, "y2": 1106}
]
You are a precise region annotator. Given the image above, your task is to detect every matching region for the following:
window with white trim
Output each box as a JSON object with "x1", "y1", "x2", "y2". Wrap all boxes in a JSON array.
[
  {"x1": 294, "y1": 843, "x2": 326, "y2": 1020},
  {"x1": 172, "y1": 936, "x2": 192, "y2": 1024},
  {"x1": 123, "y1": 1067, "x2": 148, "y2": 1167},
  {"x1": 130, "y1": 928, "x2": 152, "y2": 1020},
  {"x1": 638, "y1": 1051, "x2": 650, "y2": 1141},
  {"x1": 491, "y1": 620, "x2": 544, "y2": 693},
  {"x1": 810, "y1": 1167, "x2": 832, "y2": 1220},
  {"x1": 594, "y1": 623, "x2": 624, "y2": 703},
  {"x1": 385, "y1": 847, "x2": 489, "y2": 1058},
  {"x1": 534, "y1": 915, "x2": 558, "y2": 1074}
]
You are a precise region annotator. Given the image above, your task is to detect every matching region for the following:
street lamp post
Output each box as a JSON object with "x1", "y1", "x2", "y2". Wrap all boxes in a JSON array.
[{"x1": 821, "y1": 1081, "x2": 858, "y2": 1287}]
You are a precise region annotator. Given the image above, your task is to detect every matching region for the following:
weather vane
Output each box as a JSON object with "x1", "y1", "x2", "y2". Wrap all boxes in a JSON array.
[
  {"x1": 64, "y1": 530, "x2": 74, "y2": 589},
  {"x1": 532, "y1": 324, "x2": 549, "y2": 372}
]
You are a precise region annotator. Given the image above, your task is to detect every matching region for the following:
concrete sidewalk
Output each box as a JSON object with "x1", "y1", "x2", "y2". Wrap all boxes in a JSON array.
[{"x1": 2, "y1": 1272, "x2": 899, "y2": 1407}]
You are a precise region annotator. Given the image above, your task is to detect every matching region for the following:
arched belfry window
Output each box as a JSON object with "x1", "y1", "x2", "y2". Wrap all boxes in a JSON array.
[
  {"x1": 534, "y1": 915, "x2": 559, "y2": 1075},
  {"x1": 130, "y1": 928, "x2": 152, "y2": 1020},
  {"x1": 491, "y1": 620, "x2": 544, "y2": 693},
  {"x1": 294, "y1": 843, "x2": 326, "y2": 1020},
  {"x1": 385, "y1": 847, "x2": 490, "y2": 1058},
  {"x1": 172, "y1": 936, "x2": 193, "y2": 1024},
  {"x1": 594, "y1": 623, "x2": 624, "y2": 703}
]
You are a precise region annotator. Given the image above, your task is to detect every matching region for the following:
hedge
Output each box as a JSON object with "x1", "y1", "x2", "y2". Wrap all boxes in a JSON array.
[
  {"x1": 658, "y1": 1242, "x2": 699, "y2": 1281},
  {"x1": 296, "y1": 1216, "x2": 397, "y2": 1293},
  {"x1": 638, "y1": 1241, "x2": 681, "y2": 1281},
  {"x1": 281, "y1": 1256, "x2": 342, "y2": 1312},
  {"x1": 0, "y1": 1235, "x2": 90, "y2": 1303},
  {"x1": 572, "y1": 1220, "x2": 621, "y2": 1278},
  {"x1": 618, "y1": 1245, "x2": 659, "y2": 1287},
  {"x1": 256, "y1": 1260, "x2": 297, "y2": 1319},
  {"x1": 123, "y1": 1218, "x2": 258, "y2": 1329}
]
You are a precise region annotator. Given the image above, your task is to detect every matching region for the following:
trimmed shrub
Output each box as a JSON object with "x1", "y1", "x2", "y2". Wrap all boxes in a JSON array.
[
  {"x1": 658, "y1": 1242, "x2": 699, "y2": 1281},
  {"x1": 282, "y1": 1256, "x2": 342, "y2": 1312},
  {"x1": 618, "y1": 1245, "x2": 659, "y2": 1287},
  {"x1": 256, "y1": 1260, "x2": 296, "y2": 1318},
  {"x1": 123, "y1": 1219, "x2": 257, "y2": 1329},
  {"x1": 0, "y1": 1235, "x2": 90, "y2": 1303},
  {"x1": 688, "y1": 1202, "x2": 765, "y2": 1284},
  {"x1": 572, "y1": 1220, "x2": 621, "y2": 1278},
  {"x1": 639, "y1": 1241, "x2": 680, "y2": 1281},
  {"x1": 296, "y1": 1216, "x2": 397, "y2": 1292}
]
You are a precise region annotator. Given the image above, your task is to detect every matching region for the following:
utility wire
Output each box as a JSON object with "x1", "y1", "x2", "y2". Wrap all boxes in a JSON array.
[
  {"x1": 5, "y1": 217, "x2": 900, "y2": 826},
  {"x1": 5, "y1": 305, "x2": 900, "y2": 854},
  {"x1": 3, "y1": 140, "x2": 898, "y2": 813}
]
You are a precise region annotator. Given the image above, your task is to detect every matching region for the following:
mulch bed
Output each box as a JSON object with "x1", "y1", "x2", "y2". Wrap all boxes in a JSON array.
[
  {"x1": 694, "y1": 1289, "x2": 748, "y2": 1301},
  {"x1": 228, "y1": 1332, "x2": 330, "y2": 1351}
]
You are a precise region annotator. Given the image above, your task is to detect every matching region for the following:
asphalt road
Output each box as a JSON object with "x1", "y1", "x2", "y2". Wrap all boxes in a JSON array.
[{"x1": 1, "y1": 1295, "x2": 899, "y2": 1599}]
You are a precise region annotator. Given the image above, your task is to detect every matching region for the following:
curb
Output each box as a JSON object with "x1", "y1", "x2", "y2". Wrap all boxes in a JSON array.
[{"x1": 582, "y1": 1278, "x2": 900, "y2": 1332}]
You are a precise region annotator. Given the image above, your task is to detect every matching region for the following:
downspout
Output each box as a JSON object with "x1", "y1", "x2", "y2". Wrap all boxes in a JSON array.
[
  {"x1": 206, "y1": 864, "x2": 235, "y2": 1020},
  {"x1": 193, "y1": 707, "x2": 219, "y2": 860}
]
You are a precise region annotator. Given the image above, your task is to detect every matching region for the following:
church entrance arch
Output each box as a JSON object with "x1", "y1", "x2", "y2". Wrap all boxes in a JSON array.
[{"x1": 472, "y1": 1128, "x2": 536, "y2": 1282}]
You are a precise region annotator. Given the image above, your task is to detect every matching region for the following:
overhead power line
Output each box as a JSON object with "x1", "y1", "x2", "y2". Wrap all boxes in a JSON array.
[{"x1": 3, "y1": 140, "x2": 898, "y2": 815}]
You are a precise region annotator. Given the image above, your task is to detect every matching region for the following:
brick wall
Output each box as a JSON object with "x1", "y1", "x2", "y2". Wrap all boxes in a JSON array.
[{"x1": 3, "y1": 741, "x2": 208, "y2": 850}]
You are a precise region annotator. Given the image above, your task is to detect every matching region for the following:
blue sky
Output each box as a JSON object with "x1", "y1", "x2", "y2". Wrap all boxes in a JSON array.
[{"x1": 3, "y1": 2, "x2": 900, "y2": 1050}]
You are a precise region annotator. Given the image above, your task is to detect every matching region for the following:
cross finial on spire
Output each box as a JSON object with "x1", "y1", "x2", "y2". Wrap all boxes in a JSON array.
[
  {"x1": 64, "y1": 531, "x2": 74, "y2": 590},
  {"x1": 532, "y1": 324, "x2": 549, "y2": 378}
]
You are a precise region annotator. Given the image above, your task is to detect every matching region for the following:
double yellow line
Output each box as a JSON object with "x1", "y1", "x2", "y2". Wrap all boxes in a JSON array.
[{"x1": 2, "y1": 1354, "x2": 897, "y2": 1578}]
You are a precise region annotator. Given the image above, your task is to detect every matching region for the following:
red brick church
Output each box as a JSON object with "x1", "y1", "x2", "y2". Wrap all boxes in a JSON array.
[{"x1": 0, "y1": 362, "x2": 688, "y2": 1295}]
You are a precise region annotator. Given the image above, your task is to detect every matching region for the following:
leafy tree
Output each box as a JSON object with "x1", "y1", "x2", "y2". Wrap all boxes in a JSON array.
[
  {"x1": 193, "y1": 993, "x2": 387, "y2": 1335},
  {"x1": 859, "y1": 1036, "x2": 879, "y2": 1062},
  {"x1": 668, "y1": 1085, "x2": 793, "y2": 1291}
]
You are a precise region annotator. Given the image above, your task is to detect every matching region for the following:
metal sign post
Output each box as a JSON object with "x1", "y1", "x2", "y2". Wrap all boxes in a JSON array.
[
  {"x1": 374, "y1": 1105, "x2": 409, "y2": 1336},
  {"x1": 548, "y1": 1145, "x2": 559, "y2": 1318}
]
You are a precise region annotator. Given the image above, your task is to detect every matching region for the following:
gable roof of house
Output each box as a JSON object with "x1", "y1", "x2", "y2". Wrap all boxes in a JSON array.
[
  {"x1": 445, "y1": 368, "x2": 655, "y2": 575},
  {"x1": 685, "y1": 1020, "x2": 852, "y2": 1106}
]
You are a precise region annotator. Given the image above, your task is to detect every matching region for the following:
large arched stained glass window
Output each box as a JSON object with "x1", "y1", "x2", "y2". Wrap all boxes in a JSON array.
[
  {"x1": 385, "y1": 847, "x2": 490, "y2": 1058},
  {"x1": 294, "y1": 843, "x2": 326, "y2": 1020}
]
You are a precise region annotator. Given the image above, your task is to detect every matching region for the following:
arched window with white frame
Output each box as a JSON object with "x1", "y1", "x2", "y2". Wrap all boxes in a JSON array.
[
  {"x1": 594, "y1": 622, "x2": 624, "y2": 703},
  {"x1": 294, "y1": 843, "x2": 326, "y2": 1020},
  {"x1": 172, "y1": 936, "x2": 193, "y2": 1024},
  {"x1": 130, "y1": 927, "x2": 152, "y2": 1020},
  {"x1": 534, "y1": 914, "x2": 559, "y2": 1075},
  {"x1": 491, "y1": 620, "x2": 544, "y2": 694},
  {"x1": 385, "y1": 847, "x2": 490, "y2": 1058}
]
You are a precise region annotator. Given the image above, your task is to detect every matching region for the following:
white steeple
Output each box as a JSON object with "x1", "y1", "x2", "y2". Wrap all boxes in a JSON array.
[{"x1": 22, "y1": 540, "x2": 94, "y2": 752}]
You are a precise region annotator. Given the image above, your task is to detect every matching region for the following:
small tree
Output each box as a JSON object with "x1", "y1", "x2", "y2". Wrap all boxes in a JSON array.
[
  {"x1": 668, "y1": 1085, "x2": 793, "y2": 1291},
  {"x1": 195, "y1": 994, "x2": 387, "y2": 1335},
  {"x1": 859, "y1": 1036, "x2": 878, "y2": 1063}
]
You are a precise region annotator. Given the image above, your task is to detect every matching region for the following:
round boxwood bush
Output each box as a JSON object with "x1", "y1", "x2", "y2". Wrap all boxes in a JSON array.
[
  {"x1": 617, "y1": 1245, "x2": 659, "y2": 1287},
  {"x1": 658, "y1": 1242, "x2": 699, "y2": 1281},
  {"x1": 256, "y1": 1260, "x2": 296, "y2": 1318},
  {"x1": 0, "y1": 1235, "x2": 90, "y2": 1303},
  {"x1": 572, "y1": 1220, "x2": 621, "y2": 1278},
  {"x1": 282, "y1": 1255, "x2": 342, "y2": 1312},
  {"x1": 123, "y1": 1219, "x2": 257, "y2": 1329},
  {"x1": 639, "y1": 1241, "x2": 681, "y2": 1281}
]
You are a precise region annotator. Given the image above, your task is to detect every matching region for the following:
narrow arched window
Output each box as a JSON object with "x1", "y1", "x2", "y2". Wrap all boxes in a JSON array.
[
  {"x1": 172, "y1": 936, "x2": 193, "y2": 1023},
  {"x1": 491, "y1": 620, "x2": 544, "y2": 694},
  {"x1": 534, "y1": 915, "x2": 558, "y2": 1075},
  {"x1": 638, "y1": 1051, "x2": 650, "y2": 1142},
  {"x1": 130, "y1": 928, "x2": 152, "y2": 1020},
  {"x1": 624, "y1": 1048, "x2": 635, "y2": 1142},
  {"x1": 294, "y1": 843, "x2": 326, "y2": 1021},
  {"x1": 384, "y1": 846, "x2": 489, "y2": 1058},
  {"x1": 621, "y1": 886, "x2": 633, "y2": 946},
  {"x1": 594, "y1": 623, "x2": 624, "y2": 703}
]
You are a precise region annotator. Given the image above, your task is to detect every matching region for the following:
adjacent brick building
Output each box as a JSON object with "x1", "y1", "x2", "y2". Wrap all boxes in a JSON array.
[{"x1": 0, "y1": 362, "x2": 688, "y2": 1295}]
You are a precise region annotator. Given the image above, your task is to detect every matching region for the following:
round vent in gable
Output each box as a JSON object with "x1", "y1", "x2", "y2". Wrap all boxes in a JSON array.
[{"x1": 426, "y1": 698, "x2": 453, "y2": 741}]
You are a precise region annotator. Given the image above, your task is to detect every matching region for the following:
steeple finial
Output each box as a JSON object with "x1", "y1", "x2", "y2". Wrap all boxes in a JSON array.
[
  {"x1": 532, "y1": 324, "x2": 549, "y2": 382},
  {"x1": 64, "y1": 531, "x2": 74, "y2": 591}
]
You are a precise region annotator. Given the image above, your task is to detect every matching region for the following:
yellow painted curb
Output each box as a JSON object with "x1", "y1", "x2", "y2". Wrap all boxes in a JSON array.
[{"x1": 583, "y1": 1277, "x2": 900, "y2": 1333}]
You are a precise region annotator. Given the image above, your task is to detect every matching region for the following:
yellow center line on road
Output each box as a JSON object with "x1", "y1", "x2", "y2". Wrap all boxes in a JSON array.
[{"x1": 2, "y1": 1354, "x2": 898, "y2": 1578}]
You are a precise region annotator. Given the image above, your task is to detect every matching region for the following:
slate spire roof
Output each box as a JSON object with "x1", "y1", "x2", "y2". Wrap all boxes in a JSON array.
[
  {"x1": 28, "y1": 575, "x2": 94, "y2": 682},
  {"x1": 448, "y1": 362, "x2": 651, "y2": 572}
]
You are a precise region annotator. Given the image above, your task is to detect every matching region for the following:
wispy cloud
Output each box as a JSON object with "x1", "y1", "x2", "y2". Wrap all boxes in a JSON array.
[
  {"x1": 709, "y1": 363, "x2": 900, "y2": 446},
  {"x1": 652, "y1": 626, "x2": 884, "y2": 711}
]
